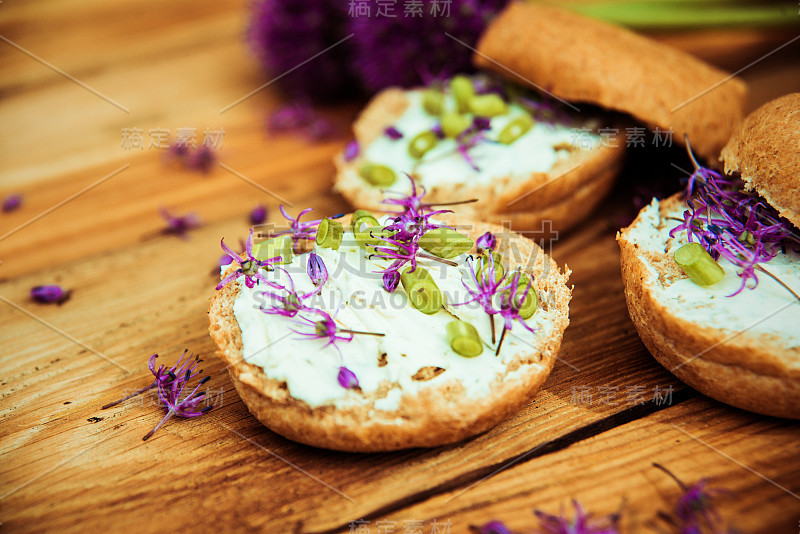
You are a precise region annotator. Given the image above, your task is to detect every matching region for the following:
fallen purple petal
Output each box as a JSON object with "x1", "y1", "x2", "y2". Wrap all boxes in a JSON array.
[
  {"x1": 30, "y1": 285, "x2": 71, "y2": 304},
  {"x1": 2, "y1": 193, "x2": 23, "y2": 213},
  {"x1": 337, "y1": 366, "x2": 359, "y2": 389},
  {"x1": 250, "y1": 204, "x2": 268, "y2": 225}
]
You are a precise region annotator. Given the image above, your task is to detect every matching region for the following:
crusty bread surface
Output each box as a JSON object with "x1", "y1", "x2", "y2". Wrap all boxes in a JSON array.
[
  {"x1": 618, "y1": 194, "x2": 800, "y2": 418},
  {"x1": 721, "y1": 92, "x2": 800, "y2": 230},
  {"x1": 333, "y1": 88, "x2": 626, "y2": 235},
  {"x1": 209, "y1": 218, "x2": 572, "y2": 451},
  {"x1": 476, "y1": 2, "x2": 748, "y2": 164}
]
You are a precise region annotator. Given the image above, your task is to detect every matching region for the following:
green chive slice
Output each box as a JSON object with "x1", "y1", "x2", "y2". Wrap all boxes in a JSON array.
[
  {"x1": 446, "y1": 320, "x2": 483, "y2": 357},
  {"x1": 673, "y1": 242, "x2": 725, "y2": 286},
  {"x1": 418, "y1": 228, "x2": 474, "y2": 259},
  {"x1": 252, "y1": 235, "x2": 294, "y2": 264},
  {"x1": 315, "y1": 218, "x2": 344, "y2": 250},
  {"x1": 358, "y1": 163, "x2": 396, "y2": 186}
]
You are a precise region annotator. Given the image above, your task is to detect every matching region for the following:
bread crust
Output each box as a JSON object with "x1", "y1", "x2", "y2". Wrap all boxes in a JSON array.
[
  {"x1": 618, "y1": 194, "x2": 800, "y2": 419},
  {"x1": 475, "y1": 2, "x2": 748, "y2": 164},
  {"x1": 209, "y1": 219, "x2": 572, "y2": 451},
  {"x1": 333, "y1": 88, "x2": 626, "y2": 234},
  {"x1": 721, "y1": 92, "x2": 800, "y2": 230}
]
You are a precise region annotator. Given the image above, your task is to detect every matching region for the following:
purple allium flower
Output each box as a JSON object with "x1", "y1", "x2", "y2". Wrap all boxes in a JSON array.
[
  {"x1": 370, "y1": 175, "x2": 469, "y2": 291},
  {"x1": 348, "y1": 0, "x2": 509, "y2": 92},
  {"x1": 476, "y1": 232, "x2": 497, "y2": 253},
  {"x1": 344, "y1": 140, "x2": 359, "y2": 162},
  {"x1": 669, "y1": 144, "x2": 798, "y2": 297},
  {"x1": 268, "y1": 102, "x2": 315, "y2": 131},
  {"x1": 167, "y1": 142, "x2": 191, "y2": 160},
  {"x1": 144, "y1": 365, "x2": 212, "y2": 441},
  {"x1": 654, "y1": 463, "x2": 731, "y2": 534},
  {"x1": 385, "y1": 126, "x2": 403, "y2": 140},
  {"x1": 267, "y1": 103, "x2": 337, "y2": 141},
  {"x1": 478, "y1": 520, "x2": 514, "y2": 534},
  {"x1": 337, "y1": 366, "x2": 359, "y2": 389},
  {"x1": 250, "y1": 204, "x2": 268, "y2": 225},
  {"x1": 454, "y1": 120, "x2": 494, "y2": 171},
  {"x1": 293, "y1": 309, "x2": 355, "y2": 349},
  {"x1": 458, "y1": 255, "x2": 505, "y2": 316},
  {"x1": 248, "y1": 0, "x2": 358, "y2": 102},
  {"x1": 102, "y1": 350, "x2": 203, "y2": 410},
  {"x1": 534, "y1": 500, "x2": 621, "y2": 534},
  {"x1": 186, "y1": 145, "x2": 216, "y2": 174},
  {"x1": 307, "y1": 252, "x2": 328, "y2": 287},
  {"x1": 269, "y1": 205, "x2": 322, "y2": 244},
  {"x1": 2, "y1": 193, "x2": 22, "y2": 212},
  {"x1": 30, "y1": 285, "x2": 71, "y2": 304},
  {"x1": 159, "y1": 207, "x2": 202, "y2": 239},
  {"x1": 217, "y1": 229, "x2": 281, "y2": 290},
  {"x1": 257, "y1": 268, "x2": 320, "y2": 318}
]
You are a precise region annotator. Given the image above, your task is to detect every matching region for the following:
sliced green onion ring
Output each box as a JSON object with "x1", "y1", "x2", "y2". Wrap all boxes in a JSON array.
[
  {"x1": 358, "y1": 163, "x2": 396, "y2": 186},
  {"x1": 252, "y1": 235, "x2": 294, "y2": 264},
  {"x1": 450, "y1": 75, "x2": 474, "y2": 113},
  {"x1": 400, "y1": 267, "x2": 442, "y2": 314},
  {"x1": 498, "y1": 113, "x2": 534, "y2": 145},
  {"x1": 468, "y1": 94, "x2": 508, "y2": 117},
  {"x1": 315, "y1": 218, "x2": 344, "y2": 250},
  {"x1": 408, "y1": 131, "x2": 438, "y2": 159},
  {"x1": 422, "y1": 89, "x2": 445, "y2": 116},
  {"x1": 674, "y1": 242, "x2": 725, "y2": 286},
  {"x1": 418, "y1": 228, "x2": 474, "y2": 259},
  {"x1": 446, "y1": 320, "x2": 483, "y2": 357}
]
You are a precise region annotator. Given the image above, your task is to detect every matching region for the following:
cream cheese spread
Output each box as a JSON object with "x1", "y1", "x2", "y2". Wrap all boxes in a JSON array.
[
  {"x1": 230, "y1": 225, "x2": 557, "y2": 410},
  {"x1": 358, "y1": 90, "x2": 599, "y2": 194},
  {"x1": 629, "y1": 198, "x2": 800, "y2": 349}
]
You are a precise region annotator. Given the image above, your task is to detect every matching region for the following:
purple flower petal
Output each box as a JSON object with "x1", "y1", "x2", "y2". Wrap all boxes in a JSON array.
[
  {"x1": 159, "y1": 207, "x2": 201, "y2": 239},
  {"x1": 186, "y1": 145, "x2": 215, "y2": 173},
  {"x1": 344, "y1": 140, "x2": 359, "y2": 162},
  {"x1": 307, "y1": 252, "x2": 328, "y2": 287},
  {"x1": 479, "y1": 521, "x2": 514, "y2": 534},
  {"x1": 337, "y1": 366, "x2": 359, "y2": 389},
  {"x1": 30, "y1": 285, "x2": 70, "y2": 304},
  {"x1": 384, "y1": 126, "x2": 403, "y2": 140},
  {"x1": 476, "y1": 232, "x2": 497, "y2": 253},
  {"x1": 2, "y1": 193, "x2": 22, "y2": 213},
  {"x1": 382, "y1": 270, "x2": 400, "y2": 293},
  {"x1": 250, "y1": 204, "x2": 268, "y2": 225}
]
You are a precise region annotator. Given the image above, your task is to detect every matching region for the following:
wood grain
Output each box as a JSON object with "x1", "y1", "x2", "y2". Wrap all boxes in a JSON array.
[{"x1": 2, "y1": 0, "x2": 800, "y2": 533}]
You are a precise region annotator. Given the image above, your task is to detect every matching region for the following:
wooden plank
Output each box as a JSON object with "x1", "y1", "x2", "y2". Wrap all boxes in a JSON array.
[
  {"x1": 1, "y1": 203, "x2": 686, "y2": 532},
  {"x1": 378, "y1": 397, "x2": 800, "y2": 534}
]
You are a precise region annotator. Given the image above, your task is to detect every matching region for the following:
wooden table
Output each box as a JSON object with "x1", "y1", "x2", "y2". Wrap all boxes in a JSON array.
[{"x1": 2, "y1": 2, "x2": 799, "y2": 532}]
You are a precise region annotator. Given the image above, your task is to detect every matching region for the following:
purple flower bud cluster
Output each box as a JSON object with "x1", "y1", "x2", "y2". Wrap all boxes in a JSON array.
[{"x1": 248, "y1": 0, "x2": 509, "y2": 101}]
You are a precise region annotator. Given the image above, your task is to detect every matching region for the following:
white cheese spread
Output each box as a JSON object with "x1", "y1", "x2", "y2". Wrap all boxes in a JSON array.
[
  {"x1": 357, "y1": 89, "x2": 599, "y2": 195},
  {"x1": 230, "y1": 225, "x2": 558, "y2": 410},
  {"x1": 628, "y1": 198, "x2": 800, "y2": 349}
]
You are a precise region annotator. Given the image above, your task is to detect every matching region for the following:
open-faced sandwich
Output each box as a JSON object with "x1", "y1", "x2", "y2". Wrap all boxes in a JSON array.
[
  {"x1": 618, "y1": 93, "x2": 800, "y2": 419},
  {"x1": 208, "y1": 181, "x2": 571, "y2": 451},
  {"x1": 334, "y1": 2, "x2": 747, "y2": 234}
]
